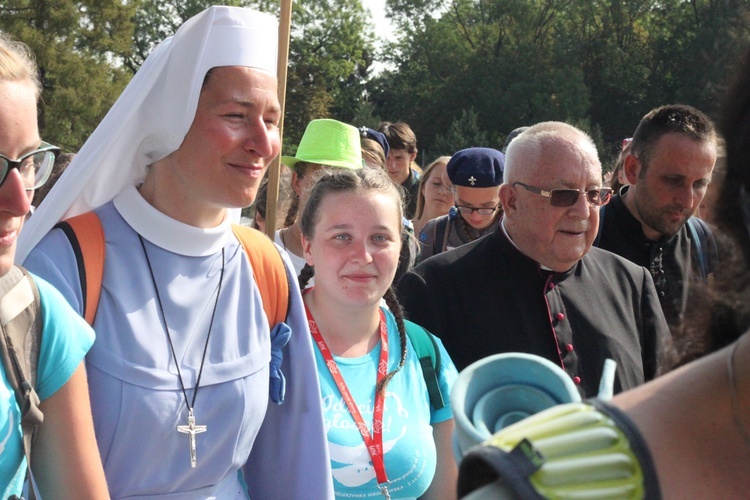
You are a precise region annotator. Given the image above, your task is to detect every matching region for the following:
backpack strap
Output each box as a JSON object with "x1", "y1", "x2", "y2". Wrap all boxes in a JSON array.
[
  {"x1": 686, "y1": 216, "x2": 717, "y2": 282},
  {"x1": 54, "y1": 212, "x2": 105, "y2": 325},
  {"x1": 0, "y1": 266, "x2": 43, "y2": 500},
  {"x1": 54, "y1": 212, "x2": 290, "y2": 330},
  {"x1": 231, "y1": 224, "x2": 291, "y2": 327},
  {"x1": 432, "y1": 210, "x2": 456, "y2": 256},
  {"x1": 404, "y1": 320, "x2": 445, "y2": 411}
]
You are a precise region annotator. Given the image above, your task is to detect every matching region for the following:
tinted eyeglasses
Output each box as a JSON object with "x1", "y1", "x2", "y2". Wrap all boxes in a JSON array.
[
  {"x1": 513, "y1": 182, "x2": 612, "y2": 207},
  {"x1": 454, "y1": 204, "x2": 499, "y2": 216},
  {"x1": 0, "y1": 142, "x2": 60, "y2": 190}
]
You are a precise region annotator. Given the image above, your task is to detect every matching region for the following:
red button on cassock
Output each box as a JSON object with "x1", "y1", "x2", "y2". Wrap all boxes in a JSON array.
[
  {"x1": 566, "y1": 344, "x2": 574, "y2": 352},
  {"x1": 556, "y1": 313, "x2": 565, "y2": 321},
  {"x1": 573, "y1": 376, "x2": 581, "y2": 384}
]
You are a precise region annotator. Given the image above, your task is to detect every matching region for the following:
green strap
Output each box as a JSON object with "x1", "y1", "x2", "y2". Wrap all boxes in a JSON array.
[{"x1": 404, "y1": 320, "x2": 445, "y2": 410}]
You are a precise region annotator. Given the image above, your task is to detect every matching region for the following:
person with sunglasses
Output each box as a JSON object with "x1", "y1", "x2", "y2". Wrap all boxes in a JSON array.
[
  {"x1": 398, "y1": 122, "x2": 672, "y2": 397},
  {"x1": 457, "y1": 57, "x2": 750, "y2": 499},
  {"x1": 595, "y1": 104, "x2": 718, "y2": 335},
  {"x1": 416, "y1": 148, "x2": 504, "y2": 263},
  {"x1": 0, "y1": 33, "x2": 108, "y2": 498}
]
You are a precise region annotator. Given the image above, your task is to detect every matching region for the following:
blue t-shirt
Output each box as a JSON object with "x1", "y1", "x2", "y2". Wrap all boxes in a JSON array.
[
  {"x1": 314, "y1": 307, "x2": 457, "y2": 499},
  {"x1": 0, "y1": 274, "x2": 95, "y2": 497}
]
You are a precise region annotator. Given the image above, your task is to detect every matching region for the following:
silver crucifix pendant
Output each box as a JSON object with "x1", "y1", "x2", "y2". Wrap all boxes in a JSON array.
[{"x1": 177, "y1": 408, "x2": 207, "y2": 468}]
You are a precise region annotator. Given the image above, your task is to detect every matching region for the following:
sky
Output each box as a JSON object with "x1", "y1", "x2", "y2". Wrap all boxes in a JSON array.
[
  {"x1": 361, "y1": 0, "x2": 395, "y2": 45},
  {"x1": 361, "y1": 0, "x2": 396, "y2": 73}
]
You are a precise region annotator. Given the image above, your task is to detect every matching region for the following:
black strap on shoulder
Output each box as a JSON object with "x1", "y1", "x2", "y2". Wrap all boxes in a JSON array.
[
  {"x1": 594, "y1": 204, "x2": 607, "y2": 247},
  {"x1": 0, "y1": 266, "x2": 43, "y2": 500},
  {"x1": 428, "y1": 208, "x2": 460, "y2": 258},
  {"x1": 432, "y1": 216, "x2": 449, "y2": 256},
  {"x1": 404, "y1": 320, "x2": 445, "y2": 410},
  {"x1": 458, "y1": 439, "x2": 545, "y2": 499},
  {"x1": 54, "y1": 220, "x2": 89, "y2": 315}
]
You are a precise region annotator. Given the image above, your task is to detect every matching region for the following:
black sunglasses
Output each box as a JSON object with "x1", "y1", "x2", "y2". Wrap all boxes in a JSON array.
[
  {"x1": 0, "y1": 142, "x2": 60, "y2": 190},
  {"x1": 454, "y1": 204, "x2": 499, "y2": 216},
  {"x1": 513, "y1": 182, "x2": 613, "y2": 207}
]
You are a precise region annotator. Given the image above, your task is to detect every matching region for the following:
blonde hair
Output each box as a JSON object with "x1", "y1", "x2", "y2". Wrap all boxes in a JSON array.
[
  {"x1": 414, "y1": 156, "x2": 451, "y2": 220},
  {"x1": 0, "y1": 32, "x2": 41, "y2": 97}
]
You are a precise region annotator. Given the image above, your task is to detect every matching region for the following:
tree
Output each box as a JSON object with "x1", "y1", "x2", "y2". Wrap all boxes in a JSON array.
[
  {"x1": 433, "y1": 108, "x2": 492, "y2": 157},
  {"x1": 282, "y1": 0, "x2": 374, "y2": 150},
  {"x1": 372, "y1": 0, "x2": 750, "y2": 159},
  {"x1": 126, "y1": 0, "x2": 249, "y2": 72},
  {"x1": 567, "y1": 0, "x2": 750, "y2": 155},
  {"x1": 371, "y1": 0, "x2": 592, "y2": 157},
  {"x1": 1, "y1": 0, "x2": 136, "y2": 151},
  {"x1": 125, "y1": 0, "x2": 374, "y2": 152},
  {"x1": 2, "y1": 0, "x2": 375, "y2": 154}
]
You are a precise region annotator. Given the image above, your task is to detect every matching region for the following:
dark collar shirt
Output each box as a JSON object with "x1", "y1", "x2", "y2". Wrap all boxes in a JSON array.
[
  {"x1": 397, "y1": 227, "x2": 672, "y2": 397},
  {"x1": 596, "y1": 194, "x2": 701, "y2": 329},
  {"x1": 401, "y1": 168, "x2": 421, "y2": 220}
]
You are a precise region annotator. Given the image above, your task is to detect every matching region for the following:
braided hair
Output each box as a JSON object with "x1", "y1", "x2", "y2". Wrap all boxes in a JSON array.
[
  {"x1": 299, "y1": 167, "x2": 409, "y2": 395},
  {"x1": 284, "y1": 161, "x2": 318, "y2": 228}
]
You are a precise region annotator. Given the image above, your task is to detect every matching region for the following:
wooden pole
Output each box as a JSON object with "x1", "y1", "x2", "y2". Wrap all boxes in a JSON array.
[{"x1": 265, "y1": 0, "x2": 292, "y2": 238}]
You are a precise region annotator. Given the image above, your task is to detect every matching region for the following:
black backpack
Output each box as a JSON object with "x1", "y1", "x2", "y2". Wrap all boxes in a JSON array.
[{"x1": 0, "y1": 266, "x2": 43, "y2": 500}]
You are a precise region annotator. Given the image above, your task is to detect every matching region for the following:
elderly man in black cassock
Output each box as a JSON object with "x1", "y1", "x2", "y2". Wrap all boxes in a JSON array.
[{"x1": 397, "y1": 122, "x2": 673, "y2": 397}]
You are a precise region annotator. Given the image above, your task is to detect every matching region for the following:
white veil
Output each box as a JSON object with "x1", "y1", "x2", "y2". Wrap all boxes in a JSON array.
[{"x1": 17, "y1": 5, "x2": 278, "y2": 262}]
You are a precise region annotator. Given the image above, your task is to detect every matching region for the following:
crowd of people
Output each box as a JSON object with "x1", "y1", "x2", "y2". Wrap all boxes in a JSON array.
[{"x1": 3, "y1": 3, "x2": 750, "y2": 499}]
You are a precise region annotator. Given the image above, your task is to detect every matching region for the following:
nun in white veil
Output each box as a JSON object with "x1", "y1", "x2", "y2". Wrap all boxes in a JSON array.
[{"x1": 20, "y1": 6, "x2": 333, "y2": 499}]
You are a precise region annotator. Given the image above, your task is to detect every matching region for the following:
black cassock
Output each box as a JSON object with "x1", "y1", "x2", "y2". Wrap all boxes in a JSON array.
[{"x1": 397, "y1": 228, "x2": 673, "y2": 398}]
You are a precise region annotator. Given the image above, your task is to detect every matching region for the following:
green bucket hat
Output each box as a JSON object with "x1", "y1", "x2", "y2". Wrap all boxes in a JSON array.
[{"x1": 281, "y1": 119, "x2": 364, "y2": 170}]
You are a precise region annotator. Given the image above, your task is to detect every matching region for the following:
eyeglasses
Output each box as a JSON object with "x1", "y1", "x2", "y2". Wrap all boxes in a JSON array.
[
  {"x1": 454, "y1": 204, "x2": 499, "y2": 216},
  {"x1": 0, "y1": 142, "x2": 60, "y2": 190},
  {"x1": 513, "y1": 182, "x2": 613, "y2": 207}
]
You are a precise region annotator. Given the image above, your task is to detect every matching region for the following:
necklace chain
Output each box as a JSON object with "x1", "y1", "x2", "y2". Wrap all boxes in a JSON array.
[
  {"x1": 726, "y1": 335, "x2": 750, "y2": 452},
  {"x1": 138, "y1": 235, "x2": 225, "y2": 411}
]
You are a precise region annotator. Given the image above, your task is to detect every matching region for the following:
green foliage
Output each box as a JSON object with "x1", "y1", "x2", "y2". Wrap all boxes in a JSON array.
[
  {"x1": 1, "y1": 0, "x2": 136, "y2": 151},
  {"x1": 433, "y1": 108, "x2": 492, "y2": 157},
  {"x1": 126, "y1": 0, "x2": 250, "y2": 72},
  {"x1": 282, "y1": 0, "x2": 374, "y2": 149},
  {"x1": 2, "y1": 0, "x2": 374, "y2": 155},
  {"x1": 6, "y1": 0, "x2": 747, "y2": 166},
  {"x1": 372, "y1": 0, "x2": 750, "y2": 158}
]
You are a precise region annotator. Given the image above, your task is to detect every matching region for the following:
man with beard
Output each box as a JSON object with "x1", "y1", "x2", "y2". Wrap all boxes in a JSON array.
[{"x1": 595, "y1": 104, "x2": 718, "y2": 329}]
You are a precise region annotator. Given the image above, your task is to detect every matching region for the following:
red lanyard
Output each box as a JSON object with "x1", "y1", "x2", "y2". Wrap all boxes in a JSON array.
[{"x1": 306, "y1": 305, "x2": 390, "y2": 488}]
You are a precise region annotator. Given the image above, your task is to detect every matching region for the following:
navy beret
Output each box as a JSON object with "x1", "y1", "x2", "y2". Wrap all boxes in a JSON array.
[
  {"x1": 447, "y1": 147, "x2": 505, "y2": 187},
  {"x1": 359, "y1": 126, "x2": 390, "y2": 158}
]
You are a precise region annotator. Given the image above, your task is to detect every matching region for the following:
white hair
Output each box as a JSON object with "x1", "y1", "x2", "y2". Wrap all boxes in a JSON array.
[{"x1": 504, "y1": 121, "x2": 600, "y2": 183}]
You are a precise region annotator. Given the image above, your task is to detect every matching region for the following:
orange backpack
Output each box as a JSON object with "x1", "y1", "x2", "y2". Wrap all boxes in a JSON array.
[{"x1": 54, "y1": 212, "x2": 290, "y2": 327}]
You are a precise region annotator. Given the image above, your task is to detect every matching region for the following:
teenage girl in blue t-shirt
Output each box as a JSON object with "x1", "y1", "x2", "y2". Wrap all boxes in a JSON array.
[{"x1": 298, "y1": 167, "x2": 458, "y2": 499}]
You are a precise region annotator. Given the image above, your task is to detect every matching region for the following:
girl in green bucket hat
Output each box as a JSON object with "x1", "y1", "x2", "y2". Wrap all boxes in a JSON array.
[{"x1": 277, "y1": 119, "x2": 364, "y2": 276}]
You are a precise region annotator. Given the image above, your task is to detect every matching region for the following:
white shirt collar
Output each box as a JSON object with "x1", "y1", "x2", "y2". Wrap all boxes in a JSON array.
[
  {"x1": 501, "y1": 217, "x2": 553, "y2": 271},
  {"x1": 114, "y1": 184, "x2": 230, "y2": 256}
]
